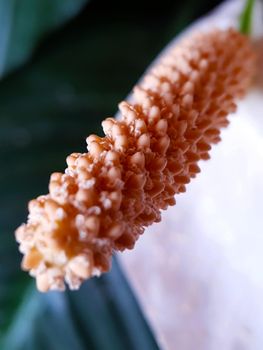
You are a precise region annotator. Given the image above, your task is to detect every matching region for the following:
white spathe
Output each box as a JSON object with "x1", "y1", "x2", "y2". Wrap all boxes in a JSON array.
[{"x1": 119, "y1": 1, "x2": 263, "y2": 349}]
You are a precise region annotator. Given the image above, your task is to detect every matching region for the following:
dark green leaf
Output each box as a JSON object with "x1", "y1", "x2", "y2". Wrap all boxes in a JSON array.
[
  {"x1": 0, "y1": 0, "x2": 88, "y2": 77},
  {"x1": 1, "y1": 259, "x2": 159, "y2": 350}
]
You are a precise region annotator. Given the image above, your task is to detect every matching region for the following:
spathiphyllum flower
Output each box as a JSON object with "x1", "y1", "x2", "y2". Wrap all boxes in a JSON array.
[{"x1": 15, "y1": 24, "x2": 255, "y2": 292}]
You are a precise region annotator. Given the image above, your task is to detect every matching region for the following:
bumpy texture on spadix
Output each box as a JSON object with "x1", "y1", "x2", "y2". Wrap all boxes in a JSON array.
[{"x1": 16, "y1": 28, "x2": 255, "y2": 292}]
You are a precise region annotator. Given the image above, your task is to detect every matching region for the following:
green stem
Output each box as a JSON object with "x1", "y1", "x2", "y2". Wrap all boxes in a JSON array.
[{"x1": 239, "y1": 0, "x2": 256, "y2": 35}]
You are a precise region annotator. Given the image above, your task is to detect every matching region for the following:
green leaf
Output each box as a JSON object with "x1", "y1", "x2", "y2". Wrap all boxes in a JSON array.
[
  {"x1": 1, "y1": 260, "x2": 159, "y2": 350},
  {"x1": 0, "y1": 0, "x2": 88, "y2": 77},
  {"x1": 0, "y1": 0, "x2": 222, "y2": 348}
]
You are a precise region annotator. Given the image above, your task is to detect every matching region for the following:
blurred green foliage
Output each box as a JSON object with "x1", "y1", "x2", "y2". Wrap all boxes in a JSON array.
[
  {"x1": 0, "y1": 0, "x2": 221, "y2": 349},
  {"x1": 0, "y1": 0, "x2": 88, "y2": 76}
]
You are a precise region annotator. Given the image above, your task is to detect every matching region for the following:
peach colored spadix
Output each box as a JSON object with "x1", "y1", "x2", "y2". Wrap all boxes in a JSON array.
[{"x1": 15, "y1": 28, "x2": 255, "y2": 292}]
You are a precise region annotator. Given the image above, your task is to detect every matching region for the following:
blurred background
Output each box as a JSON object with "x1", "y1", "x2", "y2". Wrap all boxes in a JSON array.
[{"x1": 0, "y1": 0, "x2": 228, "y2": 349}]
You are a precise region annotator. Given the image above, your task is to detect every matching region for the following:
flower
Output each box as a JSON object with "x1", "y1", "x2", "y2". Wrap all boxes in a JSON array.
[{"x1": 15, "y1": 28, "x2": 255, "y2": 292}]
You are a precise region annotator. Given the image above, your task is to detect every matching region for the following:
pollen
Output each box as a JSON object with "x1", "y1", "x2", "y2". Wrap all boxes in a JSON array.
[{"x1": 15, "y1": 28, "x2": 255, "y2": 292}]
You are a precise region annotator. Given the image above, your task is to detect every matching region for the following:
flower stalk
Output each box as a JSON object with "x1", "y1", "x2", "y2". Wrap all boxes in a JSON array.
[{"x1": 239, "y1": 0, "x2": 256, "y2": 35}]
